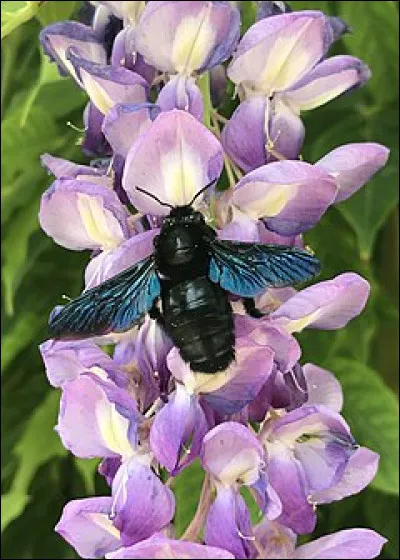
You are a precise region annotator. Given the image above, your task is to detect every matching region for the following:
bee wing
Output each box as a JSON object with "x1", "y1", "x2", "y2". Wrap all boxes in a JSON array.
[
  {"x1": 49, "y1": 254, "x2": 160, "y2": 338},
  {"x1": 208, "y1": 239, "x2": 320, "y2": 297}
]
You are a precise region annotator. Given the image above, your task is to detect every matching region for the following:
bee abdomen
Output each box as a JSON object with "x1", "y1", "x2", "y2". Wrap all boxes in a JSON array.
[
  {"x1": 177, "y1": 313, "x2": 235, "y2": 373},
  {"x1": 162, "y1": 277, "x2": 235, "y2": 374}
]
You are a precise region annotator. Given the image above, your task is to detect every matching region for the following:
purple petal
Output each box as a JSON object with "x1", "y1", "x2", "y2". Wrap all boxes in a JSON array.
[
  {"x1": 285, "y1": 56, "x2": 370, "y2": 111},
  {"x1": 98, "y1": 457, "x2": 122, "y2": 487},
  {"x1": 232, "y1": 160, "x2": 337, "y2": 235},
  {"x1": 40, "y1": 22, "x2": 106, "y2": 84},
  {"x1": 157, "y1": 75, "x2": 204, "y2": 121},
  {"x1": 166, "y1": 347, "x2": 239, "y2": 397},
  {"x1": 256, "y1": 2, "x2": 292, "y2": 20},
  {"x1": 303, "y1": 363, "x2": 343, "y2": 412},
  {"x1": 247, "y1": 370, "x2": 275, "y2": 423},
  {"x1": 123, "y1": 110, "x2": 223, "y2": 214},
  {"x1": 293, "y1": 529, "x2": 387, "y2": 559},
  {"x1": 316, "y1": 143, "x2": 390, "y2": 203},
  {"x1": 39, "y1": 338, "x2": 126, "y2": 388},
  {"x1": 106, "y1": 533, "x2": 235, "y2": 559},
  {"x1": 39, "y1": 179, "x2": 129, "y2": 251},
  {"x1": 311, "y1": 447, "x2": 379, "y2": 504},
  {"x1": 55, "y1": 497, "x2": 120, "y2": 558},
  {"x1": 201, "y1": 422, "x2": 263, "y2": 485},
  {"x1": 102, "y1": 102, "x2": 160, "y2": 158},
  {"x1": 110, "y1": 28, "x2": 156, "y2": 84},
  {"x1": 217, "y1": 209, "x2": 261, "y2": 242},
  {"x1": 57, "y1": 374, "x2": 137, "y2": 458},
  {"x1": 67, "y1": 50, "x2": 148, "y2": 115},
  {"x1": 111, "y1": 459, "x2": 175, "y2": 546},
  {"x1": 210, "y1": 63, "x2": 227, "y2": 107},
  {"x1": 268, "y1": 96, "x2": 305, "y2": 161},
  {"x1": 150, "y1": 384, "x2": 208, "y2": 473},
  {"x1": 135, "y1": 317, "x2": 173, "y2": 407},
  {"x1": 281, "y1": 363, "x2": 309, "y2": 411},
  {"x1": 85, "y1": 229, "x2": 159, "y2": 288},
  {"x1": 270, "y1": 406, "x2": 357, "y2": 493},
  {"x1": 135, "y1": 1, "x2": 240, "y2": 74},
  {"x1": 234, "y1": 316, "x2": 301, "y2": 372},
  {"x1": 228, "y1": 12, "x2": 333, "y2": 95},
  {"x1": 203, "y1": 340, "x2": 274, "y2": 414},
  {"x1": 41, "y1": 153, "x2": 103, "y2": 180},
  {"x1": 267, "y1": 442, "x2": 317, "y2": 534},
  {"x1": 256, "y1": 3, "x2": 348, "y2": 46},
  {"x1": 84, "y1": 250, "x2": 117, "y2": 289},
  {"x1": 271, "y1": 273, "x2": 370, "y2": 331},
  {"x1": 205, "y1": 486, "x2": 256, "y2": 559},
  {"x1": 255, "y1": 285, "x2": 298, "y2": 313},
  {"x1": 96, "y1": 1, "x2": 144, "y2": 22},
  {"x1": 251, "y1": 471, "x2": 282, "y2": 518},
  {"x1": 83, "y1": 102, "x2": 111, "y2": 157},
  {"x1": 221, "y1": 96, "x2": 267, "y2": 173},
  {"x1": 254, "y1": 517, "x2": 296, "y2": 558},
  {"x1": 112, "y1": 337, "x2": 158, "y2": 413},
  {"x1": 253, "y1": 366, "x2": 306, "y2": 414},
  {"x1": 92, "y1": 3, "x2": 122, "y2": 44}
]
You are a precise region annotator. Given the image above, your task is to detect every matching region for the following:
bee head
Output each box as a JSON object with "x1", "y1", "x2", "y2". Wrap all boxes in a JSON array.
[{"x1": 164, "y1": 205, "x2": 205, "y2": 227}]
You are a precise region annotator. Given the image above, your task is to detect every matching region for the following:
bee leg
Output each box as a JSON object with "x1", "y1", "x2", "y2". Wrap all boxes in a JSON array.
[
  {"x1": 149, "y1": 300, "x2": 166, "y2": 327},
  {"x1": 243, "y1": 298, "x2": 268, "y2": 318}
]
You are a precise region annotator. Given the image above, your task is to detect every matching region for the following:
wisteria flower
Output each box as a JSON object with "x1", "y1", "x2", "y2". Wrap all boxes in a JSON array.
[
  {"x1": 223, "y1": 10, "x2": 371, "y2": 169},
  {"x1": 56, "y1": 372, "x2": 175, "y2": 549},
  {"x1": 135, "y1": 1, "x2": 240, "y2": 119},
  {"x1": 254, "y1": 518, "x2": 386, "y2": 559},
  {"x1": 201, "y1": 422, "x2": 281, "y2": 558},
  {"x1": 35, "y1": 3, "x2": 391, "y2": 559}
]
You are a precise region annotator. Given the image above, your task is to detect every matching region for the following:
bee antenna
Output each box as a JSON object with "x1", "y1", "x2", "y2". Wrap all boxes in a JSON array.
[
  {"x1": 136, "y1": 187, "x2": 174, "y2": 209},
  {"x1": 189, "y1": 178, "x2": 217, "y2": 206}
]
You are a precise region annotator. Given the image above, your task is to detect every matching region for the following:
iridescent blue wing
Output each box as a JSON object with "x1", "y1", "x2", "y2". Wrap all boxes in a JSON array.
[
  {"x1": 49, "y1": 254, "x2": 160, "y2": 338},
  {"x1": 209, "y1": 239, "x2": 320, "y2": 297}
]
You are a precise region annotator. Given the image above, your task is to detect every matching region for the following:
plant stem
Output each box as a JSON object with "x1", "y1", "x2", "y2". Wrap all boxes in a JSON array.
[
  {"x1": 181, "y1": 474, "x2": 212, "y2": 542},
  {"x1": 198, "y1": 72, "x2": 212, "y2": 130}
]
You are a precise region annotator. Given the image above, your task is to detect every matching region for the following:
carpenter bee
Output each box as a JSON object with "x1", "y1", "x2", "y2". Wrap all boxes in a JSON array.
[{"x1": 49, "y1": 181, "x2": 320, "y2": 373}]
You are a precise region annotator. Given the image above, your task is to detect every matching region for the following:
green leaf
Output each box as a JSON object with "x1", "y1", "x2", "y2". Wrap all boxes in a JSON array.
[
  {"x1": 1, "y1": 390, "x2": 66, "y2": 532},
  {"x1": 19, "y1": 50, "x2": 64, "y2": 125},
  {"x1": 1, "y1": 99, "x2": 58, "y2": 183},
  {"x1": 241, "y1": 487, "x2": 263, "y2": 525},
  {"x1": 288, "y1": 1, "x2": 333, "y2": 14},
  {"x1": 1, "y1": 1, "x2": 40, "y2": 39},
  {"x1": 337, "y1": 156, "x2": 399, "y2": 260},
  {"x1": 305, "y1": 101, "x2": 398, "y2": 262},
  {"x1": 74, "y1": 458, "x2": 99, "y2": 496},
  {"x1": 240, "y1": 0, "x2": 256, "y2": 33},
  {"x1": 2, "y1": 457, "x2": 85, "y2": 558},
  {"x1": 1, "y1": 311, "x2": 43, "y2": 374},
  {"x1": 36, "y1": 0, "x2": 77, "y2": 26},
  {"x1": 2, "y1": 202, "x2": 41, "y2": 315},
  {"x1": 330, "y1": 358, "x2": 399, "y2": 496},
  {"x1": 173, "y1": 460, "x2": 204, "y2": 537},
  {"x1": 365, "y1": 489, "x2": 399, "y2": 558},
  {"x1": 339, "y1": 1, "x2": 399, "y2": 107}
]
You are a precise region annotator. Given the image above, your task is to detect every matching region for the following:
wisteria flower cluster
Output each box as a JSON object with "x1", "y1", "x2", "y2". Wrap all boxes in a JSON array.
[{"x1": 39, "y1": 2, "x2": 390, "y2": 559}]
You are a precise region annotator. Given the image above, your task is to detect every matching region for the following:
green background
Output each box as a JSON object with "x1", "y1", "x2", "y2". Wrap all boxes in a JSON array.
[{"x1": 1, "y1": 1, "x2": 399, "y2": 558}]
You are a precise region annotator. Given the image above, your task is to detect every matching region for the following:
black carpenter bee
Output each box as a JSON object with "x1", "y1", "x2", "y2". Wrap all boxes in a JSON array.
[{"x1": 49, "y1": 181, "x2": 320, "y2": 373}]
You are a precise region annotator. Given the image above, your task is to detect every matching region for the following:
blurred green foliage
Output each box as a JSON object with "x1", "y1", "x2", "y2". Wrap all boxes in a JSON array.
[{"x1": 1, "y1": 1, "x2": 398, "y2": 559}]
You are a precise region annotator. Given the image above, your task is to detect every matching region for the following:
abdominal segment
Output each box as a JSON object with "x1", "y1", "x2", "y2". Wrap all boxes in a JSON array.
[{"x1": 162, "y1": 276, "x2": 235, "y2": 373}]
